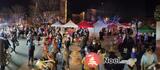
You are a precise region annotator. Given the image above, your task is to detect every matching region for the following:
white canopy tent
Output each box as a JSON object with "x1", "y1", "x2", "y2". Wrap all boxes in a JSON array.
[
  {"x1": 62, "y1": 20, "x2": 78, "y2": 28},
  {"x1": 93, "y1": 20, "x2": 108, "y2": 37},
  {"x1": 51, "y1": 21, "x2": 62, "y2": 27}
]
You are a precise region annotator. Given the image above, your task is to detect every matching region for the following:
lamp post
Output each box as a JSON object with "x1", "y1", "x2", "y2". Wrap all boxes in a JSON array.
[
  {"x1": 82, "y1": 12, "x2": 85, "y2": 20},
  {"x1": 65, "y1": 0, "x2": 67, "y2": 23}
]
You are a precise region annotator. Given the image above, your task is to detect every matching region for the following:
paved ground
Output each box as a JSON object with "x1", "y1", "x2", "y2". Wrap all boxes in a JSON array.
[
  {"x1": 4, "y1": 37, "x2": 160, "y2": 70},
  {"x1": 5, "y1": 38, "x2": 43, "y2": 70}
]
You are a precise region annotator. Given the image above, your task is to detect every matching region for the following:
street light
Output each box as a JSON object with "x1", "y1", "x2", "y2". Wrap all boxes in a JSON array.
[{"x1": 65, "y1": 0, "x2": 67, "y2": 23}]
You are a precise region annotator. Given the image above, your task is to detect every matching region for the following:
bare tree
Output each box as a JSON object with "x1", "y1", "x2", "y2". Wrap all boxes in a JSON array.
[
  {"x1": 0, "y1": 7, "x2": 12, "y2": 17},
  {"x1": 30, "y1": 0, "x2": 62, "y2": 24},
  {"x1": 30, "y1": 0, "x2": 60, "y2": 13},
  {"x1": 155, "y1": 5, "x2": 160, "y2": 21},
  {"x1": 11, "y1": 5, "x2": 25, "y2": 17},
  {"x1": 37, "y1": 0, "x2": 60, "y2": 12},
  {"x1": 10, "y1": 5, "x2": 25, "y2": 23}
]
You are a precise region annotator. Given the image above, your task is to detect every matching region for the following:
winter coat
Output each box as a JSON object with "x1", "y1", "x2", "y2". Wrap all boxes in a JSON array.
[{"x1": 0, "y1": 37, "x2": 7, "y2": 65}]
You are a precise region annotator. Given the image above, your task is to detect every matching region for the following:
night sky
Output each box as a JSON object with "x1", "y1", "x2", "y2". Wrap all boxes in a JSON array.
[
  {"x1": 68, "y1": 0, "x2": 103, "y2": 13},
  {"x1": 68, "y1": 0, "x2": 157, "y2": 18},
  {"x1": 0, "y1": 0, "x2": 159, "y2": 17},
  {"x1": 0, "y1": 0, "x2": 29, "y2": 8}
]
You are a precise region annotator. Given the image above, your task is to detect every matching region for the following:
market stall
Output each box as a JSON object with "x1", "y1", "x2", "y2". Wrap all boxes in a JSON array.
[
  {"x1": 62, "y1": 20, "x2": 78, "y2": 28},
  {"x1": 51, "y1": 21, "x2": 63, "y2": 27},
  {"x1": 93, "y1": 20, "x2": 108, "y2": 37},
  {"x1": 78, "y1": 21, "x2": 94, "y2": 28},
  {"x1": 78, "y1": 21, "x2": 94, "y2": 37},
  {"x1": 138, "y1": 25, "x2": 155, "y2": 33}
]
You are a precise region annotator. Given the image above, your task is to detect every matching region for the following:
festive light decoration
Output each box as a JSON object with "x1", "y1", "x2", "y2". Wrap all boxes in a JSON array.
[{"x1": 84, "y1": 52, "x2": 101, "y2": 68}]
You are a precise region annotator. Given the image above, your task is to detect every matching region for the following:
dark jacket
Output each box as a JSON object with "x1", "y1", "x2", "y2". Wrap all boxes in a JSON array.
[{"x1": 0, "y1": 37, "x2": 7, "y2": 65}]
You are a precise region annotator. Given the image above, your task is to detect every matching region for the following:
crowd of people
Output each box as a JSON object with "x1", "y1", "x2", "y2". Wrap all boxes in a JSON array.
[{"x1": 0, "y1": 23, "x2": 159, "y2": 70}]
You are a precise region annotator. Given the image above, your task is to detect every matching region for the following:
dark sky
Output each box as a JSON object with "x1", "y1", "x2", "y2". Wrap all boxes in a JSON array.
[
  {"x1": 0, "y1": 0, "x2": 29, "y2": 7},
  {"x1": 0, "y1": 0, "x2": 158, "y2": 17},
  {"x1": 68, "y1": 0, "x2": 157, "y2": 18},
  {"x1": 68, "y1": 0, "x2": 102, "y2": 13}
]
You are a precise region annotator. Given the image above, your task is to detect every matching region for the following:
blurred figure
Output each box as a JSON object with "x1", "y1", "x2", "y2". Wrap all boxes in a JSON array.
[
  {"x1": 65, "y1": 36, "x2": 71, "y2": 52},
  {"x1": 26, "y1": 31, "x2": 32, "y2": 45},
  {"x1": 99, "y1": 30, "x2": 104, "y2": 41},
  {"x1": 98, "y1": 48, "x2": 106, "y2": 70},
  {"x1": 141, "y1": 48, "x2": 157, "y2": 70},
  {"x1": 28, "y1": 37, "x2": 35, "y2": 66},
  {"x1": 11, "y1": 33, "x2": 18, "y2": 52},
  {"x1": 105, "y1": 47, "x2": 120, "y2": 70},
  {"x1": 57, "y1": 38, "x2": 62, "y2": 49},
  {"x1": 0, "y1": 33, "x2": 9, "y2": 70},
  {"x1": 37, "y1": 32, "x2": 41, "y2": 45},
  {"x1": 0, "y1": 32, "x2": 8, "y2": 70},
  {"x1": 55, "y1": 49, "x2": 64, "y2": 70},
  {"x1": 123, "y1": 48, "x2": 137, "y2": 70},
  {"x1": 122, "y1": 34, "x2": 135, "y2": 59},
  {"x1": 2, "y1": 32, "x2": 11, "y2": 51}
]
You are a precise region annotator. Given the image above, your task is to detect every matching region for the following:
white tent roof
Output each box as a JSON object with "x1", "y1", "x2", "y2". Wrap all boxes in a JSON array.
[
  {"x1": 51, "y1": 21, "x2": 62, "y2": 27},
  {"x1": 94, "y1": 20, "x2": 107, "y2": 28},
  {"x1": 92, "y1": 20, "x2": 108, "y2": 37},
  {"x1": 94, "y1": 20, "x2": 107, "y2": 31},
  {"x1": 62, "y1": 20, "x2": 78, "y2": 28}
]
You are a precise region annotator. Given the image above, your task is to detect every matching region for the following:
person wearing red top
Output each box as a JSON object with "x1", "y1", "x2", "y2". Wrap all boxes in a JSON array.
[{"x1": 48, "y1": 33, "x2": 53, "y2": 52}]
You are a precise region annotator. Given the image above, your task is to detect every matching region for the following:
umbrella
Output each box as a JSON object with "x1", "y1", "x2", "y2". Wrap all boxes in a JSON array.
[
  {"x1": 84, "y1": 52, "x2": 101, "y2": 68},
  {"x1": 138, "y1": 25, "x2": 155, "y2": 33}
]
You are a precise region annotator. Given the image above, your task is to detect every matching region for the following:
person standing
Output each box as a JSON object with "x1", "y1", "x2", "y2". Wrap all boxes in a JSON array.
[
  {"x1": 123, "y1": 48, "x2": 137, "y2": 70},
  {"x1": 26, "y1": 31, "x2": 32, "y2": 45},
  {"x1": 11, "y1": 34, "x2": 18, "y2": 52},
  {"x1": 0, "y1": 32, "x2": 8, "y2": 70},
  {"x1": 48, "y1": 33, "x2": 53, "y2": 53},
  {"x1": 141, "y1": 48, "x2": 157, "y2": 70},
  {"x1": 55, "y1": 49, "x2": 64, "y2": 70},
  {"x1": 28, "y1": 38, "x2": 35, "y2": 66},
  {"x1": 99, "y1": 30, "x2": 104, "y2": 41},
  {"x1": 122, "y1": 34, "x2": 135, "y2": 59},
  {"x1": 65, "y1": 36, "x2": 71, "y2": 52},
  {"x1": 37, "y1": 32, "x2": 41, "y2": 45},
  {"x1": 58, "y1": 38, "x2": 62, "y2": 49}
]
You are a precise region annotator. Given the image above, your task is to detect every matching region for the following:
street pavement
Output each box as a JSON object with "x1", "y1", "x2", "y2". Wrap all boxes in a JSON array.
[
  {"x1": 5, "y1": 38, "x2": 43, "y2": 70},
  {"x1": 4, "y1": 37, "x2": 159, "y2": 70},
  {"x1": 6, "y1": 36, "x2": 113, "y2": 70}
]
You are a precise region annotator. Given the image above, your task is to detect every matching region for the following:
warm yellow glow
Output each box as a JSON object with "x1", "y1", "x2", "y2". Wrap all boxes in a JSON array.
[
  {"x1": 82, "y1": 12, "x2": 85, "y2": 20},
  {"x1": 105, "y1": 17, "x2": 109, "y2": 21},
  {"x1": 65, "y1": 0, "x2": 67, "y2": 23}
]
